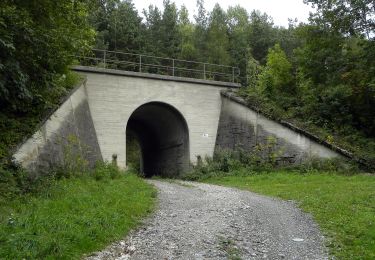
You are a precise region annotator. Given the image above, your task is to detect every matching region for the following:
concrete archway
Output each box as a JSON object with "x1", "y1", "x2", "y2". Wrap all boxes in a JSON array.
[{"x1": 126, "y1": 102, "x2": 190, "y2": 177}]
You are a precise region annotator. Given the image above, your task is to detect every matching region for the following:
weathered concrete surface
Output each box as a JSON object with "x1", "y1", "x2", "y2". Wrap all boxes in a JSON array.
[
  {"x1": 13, "y1": 81, "x2": 102, "y2": 172},
  {"x1": 216, "y1": 94, "x2": 342, "y2": 163},
  {"x1": 87, "y1": 180, "x2": 328, "y2": 260},
  {"x1": 76, "y1": 67, "x2": 238, "y2": 168},
  {"x1": 13, "y1": 67, "x2": 346, "y2": 174}
]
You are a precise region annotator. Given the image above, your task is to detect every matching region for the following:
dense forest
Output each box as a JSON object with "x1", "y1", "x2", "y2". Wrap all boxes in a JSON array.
[{"x1": 0, "y1": 0, "x2": 374, "y2": 165}]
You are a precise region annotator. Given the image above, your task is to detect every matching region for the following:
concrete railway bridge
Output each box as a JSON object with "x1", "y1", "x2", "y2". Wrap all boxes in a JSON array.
[{"x1": 14, "y1": 50, "x2": 344, "y2": 177}]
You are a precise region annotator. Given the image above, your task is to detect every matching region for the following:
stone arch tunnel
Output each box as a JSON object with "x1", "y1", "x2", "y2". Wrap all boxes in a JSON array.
[{"x1": 126, "y1": 102, "x2": 190, "y2": 177}]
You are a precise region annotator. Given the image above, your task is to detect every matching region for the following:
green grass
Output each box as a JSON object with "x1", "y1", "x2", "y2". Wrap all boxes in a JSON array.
[
  {"x1": 218, "y1": 236, "x2": 242, "y2": 260},
  {"x1": 204, "y1": 170, "x2": 375, "y2": 259},
  {"x1": 0, "y1": 173, "x2": 156, "y2": 259}
]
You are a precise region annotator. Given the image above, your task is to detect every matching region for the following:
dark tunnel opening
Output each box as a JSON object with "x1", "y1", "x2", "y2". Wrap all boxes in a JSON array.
[{"x1": 125, "y1": 102, "x2": 190, "y2": 177}]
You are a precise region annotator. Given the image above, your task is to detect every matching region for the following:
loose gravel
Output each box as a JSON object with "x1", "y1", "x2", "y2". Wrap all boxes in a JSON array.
[{"x1": 87, "y1": 180, "x2": 328, "y2": 259}]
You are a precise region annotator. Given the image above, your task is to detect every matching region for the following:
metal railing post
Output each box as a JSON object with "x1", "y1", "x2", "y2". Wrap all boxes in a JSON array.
[
  {"x1": 172, "y1": 59, "x2": 175, "y2": 76},
  {"x1": 79, "y1": 49, "x2": 240, "y2": 84},
  {"x1": 103, "y1": 50, "x2": 106, "y2": 69}
]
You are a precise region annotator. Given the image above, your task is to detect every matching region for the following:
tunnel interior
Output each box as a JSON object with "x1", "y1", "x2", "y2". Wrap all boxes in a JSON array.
[{"x1": 126, "y1": 102, "x2": 190, "y2": 177}]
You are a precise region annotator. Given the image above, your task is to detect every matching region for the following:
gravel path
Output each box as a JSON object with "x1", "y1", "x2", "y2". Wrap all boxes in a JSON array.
[{"x1": 87, "y1": 180, "x2": 328, "y2": 260}]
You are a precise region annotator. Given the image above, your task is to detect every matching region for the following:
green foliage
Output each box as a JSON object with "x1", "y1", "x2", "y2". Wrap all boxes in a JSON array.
[
  {"x1": 86, "y1": 1, "x2": 303, "y2": 84},
  {"x1": 240, "y1": 0, "x2": 375, "y2": 168},
  {"x1": 0, "y1": 111, "x2": 155, "y2": 257},
  {"x1": 90, "y1": 0, "x2": 148, "y2": 54},
  {"x1": 143, "y1": 5, "x2": 163, "y2": 56},
  {"x1": 126, "y1": 131, "x2": 142, "y2": 175},
  {"x1": 247, "y1": 10, "x2": 277, "y2": 64},
  {"x1": 58, "y1": 134, "x2": 89, "y2": 178},
  {"x1": 246, "y1": 56, "x2": 262, "y2": 88},
  {"x1": 219, "y1": 236, "x2": 242, "y2": 260},
  {"x1": 291, "y1": 13, "x2": 375, "y2": 138},
  {"x1": 193, "y1": 0, "x2": 208, "y2": 60},
  {"x1": 92, "y1": 161, "x2": 121, "y2": 180},
  {"x1": 204, "y1": 172, "x2": 375, "y2": 259},
  {"x1": 245, "y1": 86, "x2": 375, "y2": 168},
  {"x1": 159, "y1": 0, "x2": 180, "y2": 58},
  {"x1": 305, "y1": 0, "x2": 374, "y2": 39},
  {"x1": 178, "y1": 23, "x2": 197, "y2": 60},
  {"x1": 0, "y1": 0, "x2": 94, "y2": 112},
  {"x1": 0, "y1": 3, "x2": 93, "y2": 206},
  {"x1": 0, "y1": 71, "x2": 81, "y2": 163},
  {"x1": 294, "y1": 156, "x2": 360, "y2": 174},
  {"x1": 140, "y1": 0, "x2": 181, "y2": 58},
  {"x1": 177, "y1": 5, "x2": 198, "y2": 61},
  {"x1": 206, "y1": 4, "x2": 231, "y2": 66},
  {"x1": 183, "y1": 142, "x2": 357, "y2": 181},
  {"x1": 258, "y1": 43, "x2": 294, "y2": 95},
  {"x1": 0, "y1": 173, "x2": 156, "y2": 259},
  {"x1": 227, "y1": 5, "x2": 251, "y2": 85},
  {"x1": 0, "y1": 164, "x2": 27, "y2": 204},
  {"x1": 0, "y1": 74, "x2": 87, "y2": 214}
]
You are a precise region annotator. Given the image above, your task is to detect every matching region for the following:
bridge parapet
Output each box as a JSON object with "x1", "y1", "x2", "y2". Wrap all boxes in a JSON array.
[
  {"x1": 75, "y1": 49, "x2": 241, "y2": 83},
  {"x1": 73, "y1": 66, "x2": 241, "y2": 88}
]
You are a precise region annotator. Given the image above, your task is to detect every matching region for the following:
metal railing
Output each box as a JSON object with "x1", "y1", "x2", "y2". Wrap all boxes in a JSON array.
[{"x1": 75, "y1": 49, "x2": 240, "y2": 83}]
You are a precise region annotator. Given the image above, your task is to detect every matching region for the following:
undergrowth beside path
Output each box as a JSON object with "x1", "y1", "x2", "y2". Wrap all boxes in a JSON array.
[
  {"x1": 0, "y1": 173, "x2": 156, "y2": 259},
  {"x1": 240, "y1": 89, "x2": 375, "y2": 170},
  {"x1": 203, "y1": 171, "x2": 375, "y2": 259},
  {"x1": 0, "y1": 71, "x2": 81, "y2": 162}
]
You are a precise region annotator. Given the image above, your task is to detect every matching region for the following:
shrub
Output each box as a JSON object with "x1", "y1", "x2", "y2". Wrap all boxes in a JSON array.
[
  {"x1": 183, "y1": 146, "x2": 359, "y2": 181},
  {"x1": 290, "y1": 156, "x2": 360, "y2": 174},
  {"x1": 92, "y1": 162, "x2": 122, "y2": 181}
]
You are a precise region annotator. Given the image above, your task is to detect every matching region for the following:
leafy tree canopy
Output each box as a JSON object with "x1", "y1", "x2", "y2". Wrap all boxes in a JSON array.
[
  {"x1": 305, "y1": 0, "x2": 375, "y2": 39},
  {"x1": 0, "y1": 0, "x2": 95, "y2": 112}
]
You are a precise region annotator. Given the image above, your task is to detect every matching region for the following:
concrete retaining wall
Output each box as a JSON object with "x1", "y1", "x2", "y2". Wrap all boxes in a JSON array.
[
  {"x1": 13, "y1": 66, "x2": 345, "y2": 174},
  {"x1": 215, "y1": 94, "x2": 342, "y2": 163},
  {"x1": 13, "y1": 80, "x2": 102, "y2": 172},
  {"x1": 78, "y1": 67, "x2": 237, "y2": 168}
]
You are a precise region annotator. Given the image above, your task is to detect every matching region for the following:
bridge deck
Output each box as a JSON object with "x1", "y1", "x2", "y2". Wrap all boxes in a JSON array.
[{"x1": 72, "y1": 66, "x2": 241, "y2": 88}]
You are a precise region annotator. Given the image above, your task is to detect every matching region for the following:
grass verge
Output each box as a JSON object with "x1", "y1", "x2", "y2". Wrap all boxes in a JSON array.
[
  {"x1": 0, "y1": 173, "x2": 156, "y2": 259},
  {"x1": 204, "y1": 170, "x2": 375, "y2": 259}
]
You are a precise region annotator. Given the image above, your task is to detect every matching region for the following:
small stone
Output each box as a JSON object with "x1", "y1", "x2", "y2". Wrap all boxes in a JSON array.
[
  {"x1": 118, "y1": 255, "x2": 130, "y2": 260},
  {"x1": 128, "y1": 245, "x2": 136, "y2": 252}
]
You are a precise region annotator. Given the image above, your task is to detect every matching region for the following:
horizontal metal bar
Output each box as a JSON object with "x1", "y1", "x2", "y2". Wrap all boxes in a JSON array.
[
  {"x1": 91, "y1": 49, "x2": 239, "y2": 70},
  {"x1": 75, "y1": 49, "x2": 241, "y2": 83},
  {"x1": 80, "y1": 57, "x2": 234, "y2": 76}
]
